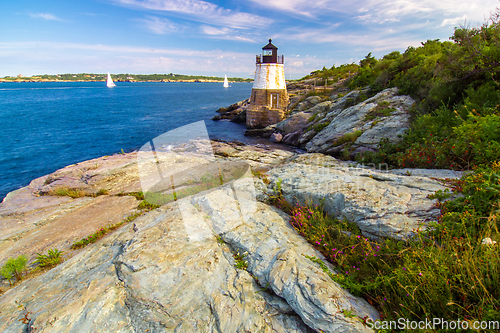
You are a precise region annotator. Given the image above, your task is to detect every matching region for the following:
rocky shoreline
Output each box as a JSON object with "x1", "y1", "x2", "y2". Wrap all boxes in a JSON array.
[
  {"x1": 213, "y1": 82, "x2": 414, "y2": 160},
  {"x1": 0, "y1": 137, "x2": 461, "y2": 332}
]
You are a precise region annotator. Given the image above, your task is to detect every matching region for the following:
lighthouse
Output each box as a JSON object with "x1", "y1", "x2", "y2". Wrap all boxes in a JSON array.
[{"x1": 246, "y1": 39, "x2": 289, "y2": 128}]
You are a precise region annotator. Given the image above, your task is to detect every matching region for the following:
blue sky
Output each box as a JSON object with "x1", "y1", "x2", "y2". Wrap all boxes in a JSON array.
[{"x1": 1, "y1": 0, "x2": 498, "y2": 79}]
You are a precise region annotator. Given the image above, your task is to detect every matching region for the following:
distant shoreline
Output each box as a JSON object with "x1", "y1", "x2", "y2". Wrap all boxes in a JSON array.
[{"x1": 0, "y1": 79, "x2": 247, "y2": 83}]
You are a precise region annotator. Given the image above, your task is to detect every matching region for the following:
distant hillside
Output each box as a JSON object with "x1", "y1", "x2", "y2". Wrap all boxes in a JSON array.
[{"x1": 0, "y1": 73, "x2": 252, "y2": 83}]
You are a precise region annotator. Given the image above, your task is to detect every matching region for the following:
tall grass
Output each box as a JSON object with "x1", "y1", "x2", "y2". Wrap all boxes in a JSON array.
[{"x1": 270, "y1": 166, "x2": 500, "y2": 323}]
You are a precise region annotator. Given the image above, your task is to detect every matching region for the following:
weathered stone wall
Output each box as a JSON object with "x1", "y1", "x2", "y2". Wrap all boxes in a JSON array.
[
  {"x1": 247, "y1": 88, "x2": 289, "y2": 128},
  {"x1": 250, "y1": 89, "x2": 289, "y2": 108},
  {"x1": 246, "y1": 105, "x2": 285, "y2": 128}
]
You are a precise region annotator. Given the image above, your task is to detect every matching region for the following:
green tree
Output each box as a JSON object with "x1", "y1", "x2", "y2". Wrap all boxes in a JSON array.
[{"x1": 0, "y1": 255, "x2": 28, "y2": 283}]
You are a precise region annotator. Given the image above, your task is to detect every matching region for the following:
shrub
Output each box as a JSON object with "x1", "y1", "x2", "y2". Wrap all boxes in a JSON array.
[
  {"x1": 278, "y1": 194, "x2": 500, "y2": 322},
  {"x1": 313, "y1": 122, "x2": 330, "y2": 132},
  {"x1": 358, "y1": 103, "x2": 500, "y2": 170},
  {"x1": 269, "y1": 165, "x2": 500, "y2": 323},
  {"x1": 35, "y1": 248, "x2": 64, "y2": 268},
  {"x1": 332, "y1": 130, "x2": 363, "y2": 147},
  {"x1": 0, "y1": 255, "x2": 28, "y2": 282}
]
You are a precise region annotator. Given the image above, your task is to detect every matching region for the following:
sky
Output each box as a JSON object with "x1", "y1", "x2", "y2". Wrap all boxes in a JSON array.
[{"x1": 0, "y1": 0, "x2": 498, "y2": 79}]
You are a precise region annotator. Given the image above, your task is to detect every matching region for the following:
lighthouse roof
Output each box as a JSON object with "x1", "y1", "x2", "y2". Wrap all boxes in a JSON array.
[{"x1": 262, "y1": 39, "x2": 278, "y2": 50}]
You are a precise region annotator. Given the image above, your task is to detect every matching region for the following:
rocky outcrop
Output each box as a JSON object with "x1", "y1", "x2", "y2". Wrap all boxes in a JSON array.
[
  {"x1": 265, "y1": 154, "x2": 462, "y2": 240},
  {"x1": 212, "y1": 99, "x2": 249, "y2": 122},
  {"x1": 0, "y1": 144, "x2": 380, "y2": 333},
  {"x1": 293, "y1": 96, "x2": 323, "y2": 112},
  {"x1": 0, "y1": 137, "x2": 462, "y2": 332},
  {"x1": 305, "y1": 88, "x2": 413, "y2": 156},
  {"x1": 267, "y1": 88, "x2": 414, "y2": 158}
]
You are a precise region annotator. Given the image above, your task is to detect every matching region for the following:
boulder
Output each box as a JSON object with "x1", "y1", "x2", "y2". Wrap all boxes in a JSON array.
[
  {"x1": 269, "y1": 132, "x2": 283, "y2": 143},
  {"x1": 293, "y1": 96, "x2": 323, "y2": 112},
  {"x1": 275, "y1": 112, "x2": 311, "y2": 135},
  {"x1": 282, "y1": 131, "x2": 303, "y2": 146},
  {"x1": 297, "y1": 129, "x2": 317, "y2": 146},
  {"x1": 230, "y1": 108, "x2": 247, "y2": 123},
  {"x1": 213, "y1": 99, "x2": 249, "y2": 122},
  {"x1": 307, "y1": 100, "x2": 332, "y2": 115},
  {"x1": 266, "y1": 154, "x2": 463, "y2": 240},
  {"x1": 305, "y1": 88, "x2": 414, "y2": 156},
  {"x1": 244, "y1": 124, "x2": 276, "y2": 138}
]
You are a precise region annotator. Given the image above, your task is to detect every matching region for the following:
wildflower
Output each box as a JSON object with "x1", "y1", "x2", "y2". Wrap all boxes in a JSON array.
[{"x1": 418, "y1": 273, "x2": 422, "y2": 276}]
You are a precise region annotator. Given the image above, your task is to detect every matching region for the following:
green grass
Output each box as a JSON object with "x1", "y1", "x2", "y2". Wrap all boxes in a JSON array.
[
  {"x1": 313, "y1": 122, "x2": 330, "y2": 132},
  {"x1": 251, "y1": 170, "x2": 270, "y2": 185},
  {"x1": 70, "y1": 212, "x2": 143, "y2": 250},
  {"x1": 332, "y1": 130, "x2": 363, "y2": 147},
  {"x1": 308, "y1": 113, "x2": 318, "y2": 122},
  {"x1": 233, "y1": 252, "x2": 248, "y2": 270},
  {"x1": 48, "y1": 187, "x2": 109, "y2": 198},
  {"x1": 138, "y1": 200, "x2": 161, "y2": 210},
  {"x1": 117, "y1": 191, "x2": 145, "y2": 200},
  {"x1": 364, "y1": 102, "x2": 396, "y2": 121}
]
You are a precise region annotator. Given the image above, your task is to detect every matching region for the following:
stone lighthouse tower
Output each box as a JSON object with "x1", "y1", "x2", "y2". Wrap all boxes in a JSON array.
[{"x1": 246, "y1": 39, "x2": 289, "y2": 128}]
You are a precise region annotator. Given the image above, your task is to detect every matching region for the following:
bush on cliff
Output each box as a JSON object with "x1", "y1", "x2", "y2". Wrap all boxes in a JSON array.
[
  {"x1": 351, "y1": 8, "x2": 500, "y2": 171},
  {"x1": 270, "y1": 164, "x2": 500, "y2": 324},
  {"x1": 285, "y1": 7, "x2": 500, "y2": 327},
  {"x1": 0, "y1": 255, "x2": 28, "y2": 284}
]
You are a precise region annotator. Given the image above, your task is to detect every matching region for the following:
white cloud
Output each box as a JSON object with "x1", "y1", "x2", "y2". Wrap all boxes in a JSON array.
[
  {"x1": 0, "y1": 41, "x2": 257, "y2": 77},
  {"x1": 248, "y1": 0, "x2": 498, "y2": 25},
  {"x1": 113, "y1": 0, "x2": 273, "y2": 29},
  {"x1": 28, "y1": 12, "x2": 65, "y2": 21},
  {"x1": 0, "y1": 41, "x2": 252, "y2": 57},
  {"x1": 439, "y1": 15, "x2": 467, "y2": 27},
  {"x1": 276, "y1": 26, "x2": 421, "y2": 52},
  {"x1": 137, "y1": 16, "x2": 181, "y2": 34},
  {"x1": 200, "y1": 26, "x2": 255, "y2": 42},
  {"x1": 202, "y1": 25, "x2": 230, "y2": 36}
]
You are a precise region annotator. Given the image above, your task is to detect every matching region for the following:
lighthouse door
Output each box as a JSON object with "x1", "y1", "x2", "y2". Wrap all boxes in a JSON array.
[{"x1": 271, "y1": 93, "x2": 279, "y2": 108}]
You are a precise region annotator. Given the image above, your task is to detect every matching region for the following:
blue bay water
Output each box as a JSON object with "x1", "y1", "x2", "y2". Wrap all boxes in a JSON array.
[{"x1": 0, "y1": 81, "x2": 256, "y2": 200}]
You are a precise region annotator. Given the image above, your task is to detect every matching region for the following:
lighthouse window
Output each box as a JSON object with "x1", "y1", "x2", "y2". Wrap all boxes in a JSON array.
[{"x1": 263, "y1": 49, "x2": 272, "y2": 56}]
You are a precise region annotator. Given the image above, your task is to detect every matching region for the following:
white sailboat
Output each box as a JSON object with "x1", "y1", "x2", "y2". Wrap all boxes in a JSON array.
[
  {"x1": 107, "y1": 72, "x2": 116, "y2": 88},
  {"x1": 223, "y1": 75, "x2": 229, "y2": 88}
]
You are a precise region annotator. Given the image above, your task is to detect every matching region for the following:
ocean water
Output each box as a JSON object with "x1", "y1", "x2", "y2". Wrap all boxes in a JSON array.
[{"x1": 0, "y1": 81, "x2": 257, "y2": 200}]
